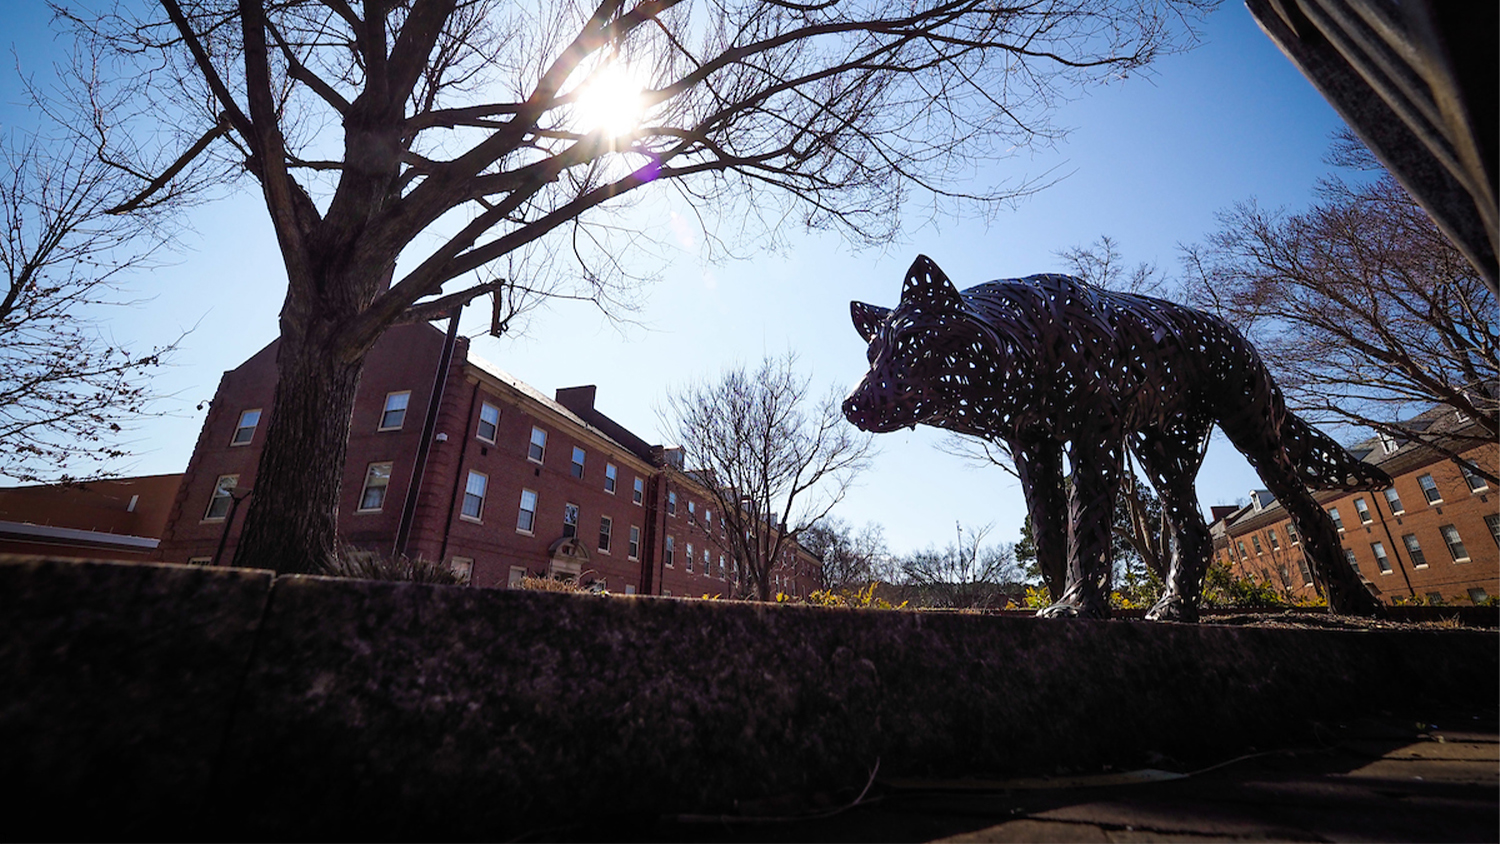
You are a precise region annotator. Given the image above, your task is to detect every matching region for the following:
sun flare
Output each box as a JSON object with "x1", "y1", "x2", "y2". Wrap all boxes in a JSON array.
[{"x1": 572, "y1": 65, "x2": 648, "y2": 140}]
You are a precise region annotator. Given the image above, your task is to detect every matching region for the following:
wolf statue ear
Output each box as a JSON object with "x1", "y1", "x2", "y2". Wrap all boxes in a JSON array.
[
  {"x1": 850, "y1": 301, "x2": 890, "y2": 341},
  {"x1": 900, "y1": 254, "x2": 964, "y2": 311}
]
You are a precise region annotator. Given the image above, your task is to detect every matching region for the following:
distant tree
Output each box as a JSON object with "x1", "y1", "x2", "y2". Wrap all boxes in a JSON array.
[
  {"x1": 62, "y1": 0, "x2": 1212, "y2": 573},
  {"x1": 0, "y1": 105, "x2": 184, "y2": 483},
  {"x1": 897, "y1": 522, "x2": 1022, "y2": 609},
  {"x1": 799, "y1": 516, "x2": 890, "y2": 591},
  {"x1": 662, "y1": 353, "x2": 875, "y2": 602},
  {"x1": 1181, "y1": 131, "x2": 1498, "y2": 483}
]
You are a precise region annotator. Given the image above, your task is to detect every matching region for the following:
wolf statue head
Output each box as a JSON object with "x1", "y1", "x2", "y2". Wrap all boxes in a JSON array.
[{"x1": 841, "y1": 255, "x2": 1009, "y2": 437}]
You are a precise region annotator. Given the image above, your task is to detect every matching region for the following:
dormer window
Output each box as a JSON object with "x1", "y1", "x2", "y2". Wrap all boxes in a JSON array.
[{"x1": 1379, "y1": 434, "x2": 1398, "y2": 454}]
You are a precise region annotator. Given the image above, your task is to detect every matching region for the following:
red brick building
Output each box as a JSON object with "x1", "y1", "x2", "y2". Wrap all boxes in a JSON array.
[
  {"x1": 154, "y1": 322, "x2": 820, "y2": 596},
  {"x1": 1213, "y1": 411, "x2": 1497, "y2": 605},
  {"x1": 0, "y1": 473, "x2": 182, "y2": 560}
]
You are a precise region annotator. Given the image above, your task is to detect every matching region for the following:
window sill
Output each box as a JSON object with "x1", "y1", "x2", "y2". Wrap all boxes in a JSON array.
[
  {"x1": 597, "y1": 549, "x2": 611, "y2": 556},
  {"x1": 460, "y1": 515, "x2": 483, "y2": 524},
  {"x1": 376, "y1": 426, "x2": 403, "y2": 433},
  {"x1": 516, "y1": 528, "x2": 535, "y2": 536},
  {"x1": 200, "y1": 517, "x2": 227, "y2": 524},
  {"x1": 1413, "y1": 563, "x2": 1429, "y2": 569}
]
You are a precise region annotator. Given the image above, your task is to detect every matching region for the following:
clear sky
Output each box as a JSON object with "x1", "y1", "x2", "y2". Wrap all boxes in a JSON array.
[{"x1": 2, "y1": 3, "x2": 1355, "y2": 557}]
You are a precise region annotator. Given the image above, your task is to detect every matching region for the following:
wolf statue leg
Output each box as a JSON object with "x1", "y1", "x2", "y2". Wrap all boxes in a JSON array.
[
  {"x1": 1040, "y1": 432, "x2": 1123, "y2": 619},
  {"x1": 1133, "y1": 424, "x2": 1214, "y2": 622},
  {"x1": 1013, "y1": 439, "x2": 1068, "y2": 607}
]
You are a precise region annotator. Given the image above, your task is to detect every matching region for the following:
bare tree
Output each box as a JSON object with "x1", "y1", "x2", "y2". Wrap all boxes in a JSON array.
[
  {"x1": 62, "y1": 0, "x2": 1211, "y2": 572},
  {"x1": 0, "y1": 106, "x2": 184, "y2": 483},
  {"x1": 896, "y1": 521, "x2": 1020, "y2": 609},
  {"x1": 1182, "y1": 134, "x2": 1497, "y2": 483},
  {"x1": 799, "y1": 516, "x2": 890, "y2": 591},
  {"x1": 663, "y1": 353, "x2": 874, "y2": 601}
]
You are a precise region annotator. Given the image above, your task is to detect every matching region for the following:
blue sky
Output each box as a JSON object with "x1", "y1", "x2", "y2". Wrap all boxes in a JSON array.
[{"x1": 2, "y1": 3, "x2": 1354, "y2": 556}]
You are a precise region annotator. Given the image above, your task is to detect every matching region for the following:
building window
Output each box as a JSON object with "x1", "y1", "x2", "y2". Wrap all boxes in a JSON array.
[
  {"x1": 1296, "y1": 557, "x2": 1313, "y2": 585},
  {"x1": 1235, "y1": 541, "x2": 1247, "y2": 560},
  {"x1": 528, "y1": 427, "x2": 547, "y2": 463},
  {"x1": 1267, "y1": 530, "x2": 1280, "y2": 551},
  {"x1": 632, "y1": 477, "x2": 644, "y2": 505},
  {"x1": 1328, "y1": 507, "x2": 1344, "y2": 532},
  {"x1": 563, "y1": 503, "x2": 579, "y2": 538},
  {"x1": 1383, "y1": 487, "x2": 1404, "y2": 515},
  {"x1": 705, "y1": 509, "x2": 713, "y2": 531},
  {"x1": 1370, "y1": 541, "x2": 1392, "y2": 574},
  {"x1": 1402, "y1": 534, "x2": 1428, "y2": 567},
  {"x1": 664, "y1": 535, "x2": 675, "y2": 567},
  {"x1": 461, "y1": 471, "x2": 487, "y2": 521},
  {"x1": 508, "y1": 565, "x2": 527, "y2": 589},
  {"x1": 667, "y1": 491, "x2": 677, "y2": 516},
  {"x1": 517, "y1": 489, "x2": 538, "y2": 534},
  {"x1": 718, "y1": 554, "x2": 726, "y2": 578},
  {"x1": 1468, "y1": 587, "x2": 1490, "y2": 605},
  {"x1": 702, "y1": 548, "x2": 710, "y2": 573},
  {"x1": 1461, "y1": 463, "x2": 1488, "y2": 492},
  {"x1": 1286, "y1": 521, "x2": 1299, "y2": 544},
  {"x1": 1418, "y1": 473, "x2": 1442, "y2": 504},
  {"x1": 605, "y1": 463, "x2": 617, "y2": 493},
  {"x1": 1440, "y1": 524, "x2": 1469, "y2": 562},
  {"x1": 380, "y1": 391, "x2": 410, "y2": 430},
  {"x1": 1342, "y1": 548, "x2": 1358, "y2": 573},
  {"x1": 204, "y1": 474, "x2": 238, "y2": 520},
  {"x1": 595, "y1": 515, "x2": 613, "y2": 553},
  {"x1": 1486, "y1": 514, "x2": 1500, "y2": 547},
  {"x1": 688, "y1": 501, "x2": 696, "y2": 523},
  {"x1": 231, "y1": 409, "x2": 261, "y2": 446},
  {"x1": 686, "y1": 542, "x2": 694, "y2": 572},
  {"x1": 358, "y1": 463, "x2": 393, "y2": 512},
  {"x1": 1251, "y1": 535, "x2": 1263, "y2": 555},
  {"x1": 1354, "y1": 498, "x2": 1371, "y2": 524},
  {"x1": 1379, "y1": 434, "x2": 1398, "y2": 454},
  {"x1": 477, "y1": 402, "x2": 500, "y2": 443},
  {"x1": 449, "y1": 557, "x2": 473, "y2": 585},
  {"x1": 571, "y1": 446, "x2": 586, "y2": 479},
  {"x1": 628, "y1": 525, "x2": 640, "y2": 560}
]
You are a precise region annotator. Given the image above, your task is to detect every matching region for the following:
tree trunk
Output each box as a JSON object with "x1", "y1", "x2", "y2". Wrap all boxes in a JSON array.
[{"x1": 233, "y1": 318, "x2": 366, "y2": 574}]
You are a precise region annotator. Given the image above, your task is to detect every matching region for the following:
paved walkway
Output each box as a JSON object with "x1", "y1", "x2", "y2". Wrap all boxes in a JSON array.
[{"x1": 613, "y1": 710, "x2": 1498, "y2": 843}]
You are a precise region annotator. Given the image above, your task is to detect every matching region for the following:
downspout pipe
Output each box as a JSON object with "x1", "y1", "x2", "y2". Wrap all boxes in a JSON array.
[{"x1": 395, "y1": 308, "x2": 463, "y2": 560}]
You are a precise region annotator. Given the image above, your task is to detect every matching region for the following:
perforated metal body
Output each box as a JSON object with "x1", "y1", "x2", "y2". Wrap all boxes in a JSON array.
[{"x1": 844, "y1": 255, "x2": 1388, "y2": 620}]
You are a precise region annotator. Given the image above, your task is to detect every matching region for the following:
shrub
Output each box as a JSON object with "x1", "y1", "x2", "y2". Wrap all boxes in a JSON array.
[{"x1": 319, "y1": 546, "x2": 463, "y2": 584}]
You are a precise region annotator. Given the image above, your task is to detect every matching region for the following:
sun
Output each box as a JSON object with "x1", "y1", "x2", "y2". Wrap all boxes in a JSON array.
[{"x1": 571, "y1": 64, "x2": 648, "y2": 140}]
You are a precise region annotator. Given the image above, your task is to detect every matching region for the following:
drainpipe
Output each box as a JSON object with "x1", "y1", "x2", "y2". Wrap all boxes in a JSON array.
[
  {"x1": 436, "y1": 382, "x2": 481, "y2": 569},
  {"x1": 394, "y1": 308, "x2": 463, "y2": 560},
  {"x1": 1371, "y1": 493, "x2": 1418, "y2": 599},
  {"x1": 211, "y1": 488, "x2": 253, "y2": 567}
]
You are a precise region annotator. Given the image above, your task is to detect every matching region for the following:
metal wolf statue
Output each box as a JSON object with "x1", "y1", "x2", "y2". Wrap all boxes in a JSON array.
[{"x1": 842, "y1": 255, "x2": 1387, "y2": 621}]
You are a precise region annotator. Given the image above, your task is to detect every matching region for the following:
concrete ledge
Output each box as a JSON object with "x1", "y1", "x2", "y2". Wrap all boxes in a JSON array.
[{"x1": 2, "y1": 557, "x2": 1495, "y2": 839}]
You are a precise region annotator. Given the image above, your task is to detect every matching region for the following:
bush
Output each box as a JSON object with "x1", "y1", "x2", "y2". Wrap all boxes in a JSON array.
[{"x1": 319, "y1": 547, "x2": 463, "y2": 584}]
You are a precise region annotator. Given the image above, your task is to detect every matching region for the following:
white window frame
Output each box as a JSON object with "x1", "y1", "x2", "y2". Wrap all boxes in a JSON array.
[
  {"x1": 357, "y1": 462, "x2": 393, "y2": 512},
  {"x1": 1383, "y1": 487, "x2": 1404, "y2": 515},
  {"x1": 667, "y1": 491, "x2": 677, "y2": 516},
  {"x1": 571, "y1": 446, "x2": 586, "y2": 479},
  {"x1": 1418, "y1": 473, "x2": 1442, "y2": 504},
  {"x1": 598, "y1": 515, "x2": 613, "y2": 553},
  {"x1": 685, "y1": 542, "x2": 694, "y2": 572},
  {"x1": 702, "y1": 547, "x2": 710, "y2": 574},
  {"x1": 477, "y1": 402, "x2": 500, "y2": 443},
  {"x1": 517, "y1": 489, "x2": 538, "y2": 534},
  {"x1": 1329, "y1": 507, "x2": 1344, "y2": 532},
  {"x1": 1370, "y1": 541, "x2": 1392, "y2": 574},
  {"x1": 563, "y1": 502, "x2": 579, "y2": 538},
  {"x1": 605, "y1": 463, "x2": 617, "y2": 493},
  {"x1": 461, "y1": 470, "x2": 488, "y2": 522},
  {"x1": 508, "y1": 565, "x2": 527, "y2": 589},
  {"x1": 450, "y1": 557, "x2": 474, "y2": 585},
  {"x1": 528, "y1": 427, "x2": 547, "y2": 463},
  {"x1": 1354, "y1": 498, "x2": 1372, "y2": 524},
  {"x1": 632, "y1": 476, "x2": 644, "y2": 505},
  {"x1": 379, "y1": 391, "x2": 411, "y2": 431},
  {"x1": 628, "y1": 525, "x2": 641, "y2": 560},
  {"x1": 664, "y1": 535, "x2": 675, "y2": 567},
  {"x1": 1440, "y1": 524, "x2": 1470, "y2": 562},
  {"x1": 204, "y1": 474, "x2": 239, "y2": 521},
  {"x1": 1268, "y1": 530, "x2": 1280, "y2": 551},
  {"x1": 231, "y1": 409, "x2": 261, "y2": 446},
  {"x1": 1460, "y1": 463, "x2": 1488, "y2": 492},
  {"x1": 1251, "y1": 535, "x2": 1263, "y2": 555},
  {"x1": 1402, "y1": 533, "x2": 1428, "y2": 567}
]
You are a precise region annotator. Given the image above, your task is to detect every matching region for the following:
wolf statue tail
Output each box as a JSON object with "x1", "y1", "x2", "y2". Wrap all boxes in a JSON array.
[{"x1": 1215, "y1": 344, "x2": 1388, "y2": 616}]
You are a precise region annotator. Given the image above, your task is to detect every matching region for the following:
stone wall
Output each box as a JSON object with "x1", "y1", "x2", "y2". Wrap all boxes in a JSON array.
[{"x1": 2, "y1": 555, "x2": 1495, "y2": 839}]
